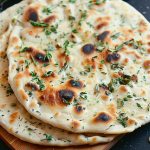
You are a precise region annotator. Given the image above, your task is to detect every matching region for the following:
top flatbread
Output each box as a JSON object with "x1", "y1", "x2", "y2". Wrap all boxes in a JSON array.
[
  {"x1": 7, "y1": 0, "x2": 150, "y2": 134},
  {"x1": 0, "y1": 2, "x2": 116, "y2": 144}
]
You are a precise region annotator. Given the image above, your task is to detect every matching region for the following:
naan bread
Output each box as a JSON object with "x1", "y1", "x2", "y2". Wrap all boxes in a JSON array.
[
  {"x1": 0, "y1": 30, "x2": 116, "y2": 147},
  {"x1": 7, "y1": 0, "x2": 150, "y2": 134}
]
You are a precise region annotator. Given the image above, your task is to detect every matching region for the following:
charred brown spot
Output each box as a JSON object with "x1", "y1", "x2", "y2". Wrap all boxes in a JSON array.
[
  {"x1": 93, "y1": 112, "x2": 112, "y2": 123},
  {"x1": 69, "y1": 80, "x2": 83, "y2": 88},
  {"x1": 9, "y1": 112, "x2": 19, "y2": 124},
  {"x1": 27, "y1": 47, "x2": 34, "y2": 52},
  {"x1": 106, "y1": 54, "x2": 113, "y2": 62},
  {"x1": 74, "y1": 105, "x2": 84, "y2": 114},
  {"x1": 71, "y1": 121, "x2": 81, "y2": 128},
  {"x1": 128, "y1": 119, "x2": 135, "y2": 125},
  {"x1": 124, "y1": 58, "x2": 129, "y2": 63},
  {"x1": 97, "y1": 31, "x2": 110, "y2": 42},
  {"x1": 70, "y1": 34, "x2": 76, "y2": 39},
  {"x1": 69, "y1": 34, "x2": 77, "y2": 42},
  {"x1": 132, "y1": 74, "x2": 138, "y2": 82},
  {"x1": 96, "y1": 22, "x2": 109, "y2": 30},
  {"x1": 82, "y1": 44, "x2": 95, "y2": 55},
  {"x1": 59, "y1": 90, "x2": 75, "y2": 103},
  {"x1": 27, "y1": 9, "x2": 38, "y2": 21},
  {"x1": 19, "y1": 60, "x2": 24, "y2": 65},
  {"x1": 44, "y1": 15, "x2": 57, "y2": 24},
  {"x1": 143, "y1": 60, "x2": 150, "y2": 69},
  {"x1": 106, "y1": 53, "x2": 120, "y2": 63},
  {"x1": 112, "y1": 53, "x2": 120, "y2": 60},
  {"x1": 27, "y1": 82, "x2": 38, "y2": 91},
  {"x1": 147, "y1": 48, "x2": 150, "y2": 53},
  {"x1": 99, "y1": 85, "x2": 107, "y2": 93},
  {"x1": 97, "y1": 16, "x2": 111, "y2": 22},
  {"x1": 39, "y1": 88, "x2": 76, "y2": 108},
  {"x1": 119, "y1": 85, "x2": 128, "y2": 93},
  {"x1": 35, "y1": 53, "x2": 49, "y2": 63}
]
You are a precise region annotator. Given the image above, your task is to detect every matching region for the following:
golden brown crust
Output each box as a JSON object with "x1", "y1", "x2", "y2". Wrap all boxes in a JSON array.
[
  {"x1": 73, "y1": 105, "x2": 84, "y2": 115},
  {"x1": 92, "y1": 112, "x2": 113, "y2": 124},
  {"x1": 71, "y1": 121, "x2": 81, "y2": 129},
  {"x1": 9, "y1": 111, "x2": 19, "y2": 124}
]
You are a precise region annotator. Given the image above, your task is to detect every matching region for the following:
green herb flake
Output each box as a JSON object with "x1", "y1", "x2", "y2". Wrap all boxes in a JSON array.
[
  {"x1": 58, "y1": 61, "x2": 68, "y2": 74},
  {"x1": 41, "y1": 63, "x2": 50, "y2": 68},
  {"x1": 28, "y1": 20, "x2": 49, "y2": 27},
  {"x1": 111, "y1": 33, "x2": 120, "y2": 40},
  {"x1": 95, "y1": 84, "x2": 99, "y2": 93},
  {"x1": 11, "y1": 103, "x2": 16, "y2": 106},
  {"x1": 41, "y1": 134, "x2": 53, "y2": 141},
  {"x1": 19, "y1": 47, "x2": 28, "y2": 53},
  {"x1": 136, "y1": 103, "x2": 142, "y2": 108},
  {"x1": 31, "y1": 54, "x2": 39, "y2": 66},
  {"x1": 101, "y1": 60, "x2": 105, "y2": 64}
]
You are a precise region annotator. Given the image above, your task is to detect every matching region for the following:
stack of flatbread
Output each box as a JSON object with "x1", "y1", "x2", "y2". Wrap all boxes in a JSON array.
[{"x1": 0, "y1": 0, "x2": 150, "y2": 147}]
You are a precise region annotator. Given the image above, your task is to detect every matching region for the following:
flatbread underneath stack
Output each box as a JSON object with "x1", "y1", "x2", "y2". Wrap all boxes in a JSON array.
[
  {"x1": 6, "y1": 0, "x2": 150, "y2": 134},
  {"x1": 0, "y1": 29, "x2": 116, "y2": 147}
]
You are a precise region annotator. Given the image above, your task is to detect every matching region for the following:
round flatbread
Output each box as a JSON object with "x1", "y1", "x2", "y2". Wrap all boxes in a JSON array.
[
  {"x1": 7, "y1": 0, "x2": 150, "y2": 134},
  {"x1": 0, "y1": 27, "x2": 116, "y2": 147}
]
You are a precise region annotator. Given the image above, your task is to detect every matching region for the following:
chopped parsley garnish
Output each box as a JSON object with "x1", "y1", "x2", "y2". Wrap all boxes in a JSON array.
[
  {"x1": 115, "y1": 39, "x2": 134, "y2": 52},
  {"x1": 45, "y1": 30, "x2": 51, "y2": 36},
  {"x1": 72, "y1": 80, "x2": 78, "y2": 86},
  {"x1": 51, "y1": 24, "x2": 58, "y2": 33},
  {"x1": 31, "y1": 71, "x2": 37, "y2": 77},
  {"x1": 68, "y1": 16, "x2": 75, "y2": 20},
  {"x1": 28, "y1": 20, "x2": 49, "y2": 27},
  {"x1": 19, "y1": 47, "x2": 28, "y2": 53},
  {"x1": 81, "y1": 10, "x2": 88, "y2": 19},
  {"x1": 63, "y1": 99, "x2": 70, "y2": 105},
  {"x1": 86, "y1": 22, "x2": 93, "y2": 28},
  {"x1": 11, "y1": 103, "x2": 16, "y2": 106},
  {"x1": 43, "y1": 71, "x2": 53, "y2": 77},
  {"x1": 94, "y1": 40, "x2": 106, "y2": 52},
  {"x1": 95, "y1": 84, "x2": 99, "y2": 93},
  {"x1": 43, "y1": 7, "x2": 52, "y2": 14},
  {"x1": 25, "y1": 60, "x2": 29, "y2": 68},
  {"x1": 41, "y1": 63, "x2": 50, "y2": 68},
  {"x1": 85, "y1": 66, "x2": 92, "y2": 72},
  {"x1": 101, "y1": 60, "x2": 105, "y2": 64},
  {"x1": 72, "y1": 29, "x2": 78, "y2": 33},
  {"x1": 80, "y1": 71, "x2": 87, "y2": 75},
  {"x1": 69, "y1": 0, "x2": 76, "y2": 2},
  {"x1": 116, "y1": 118, "x2": 127, "y2": 128},
  {"x1": 28, "y1": 128, "x2": 36, "y2": 130},
  {"x1": 58, "y1": 61, "x2": 68, "y2": 74},
  {"x1": 80, "y1": 92, "x2": 87, "y2": 100},
  {"x1": 108, "y1": 75, "x2": 132, "y2": 93},
  {"x1": 63, "y1": 40, "x2": 69, "y2": 53},
  {"x1": 41, "y1": 134, "x2": 53, "y2": 141},
  {"x1": 7, "y1": 87, "x2": 14, "y2": 94},
  {"x1": 136, "y1": 103, "x2": 142, "y2": 108},
  {"x1": 31, "y1": 54, "x2": 39, "y2": 66},
  {"x1": 111, "y1": 33, "x2": 120, "y2": 40},
  {"x1": 116, "y1": 113, "x2": 128, "y2": 127},
  {"x1": 28, "y1": 91, "x2": 33, "y2": 96},
  {"x1": 111, "y1": 63, "x2": 124, "y2": 70}
]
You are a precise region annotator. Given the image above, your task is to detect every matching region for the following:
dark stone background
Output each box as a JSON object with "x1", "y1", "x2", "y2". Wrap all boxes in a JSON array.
[{"x1": 0, "y1": 0, "x2": 150, "y2": 149}]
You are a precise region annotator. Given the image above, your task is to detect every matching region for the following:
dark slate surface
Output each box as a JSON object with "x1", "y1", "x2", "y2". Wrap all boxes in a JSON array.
[{"x1": 0, "y1": 0, "x2": 150, "y2": 150}]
